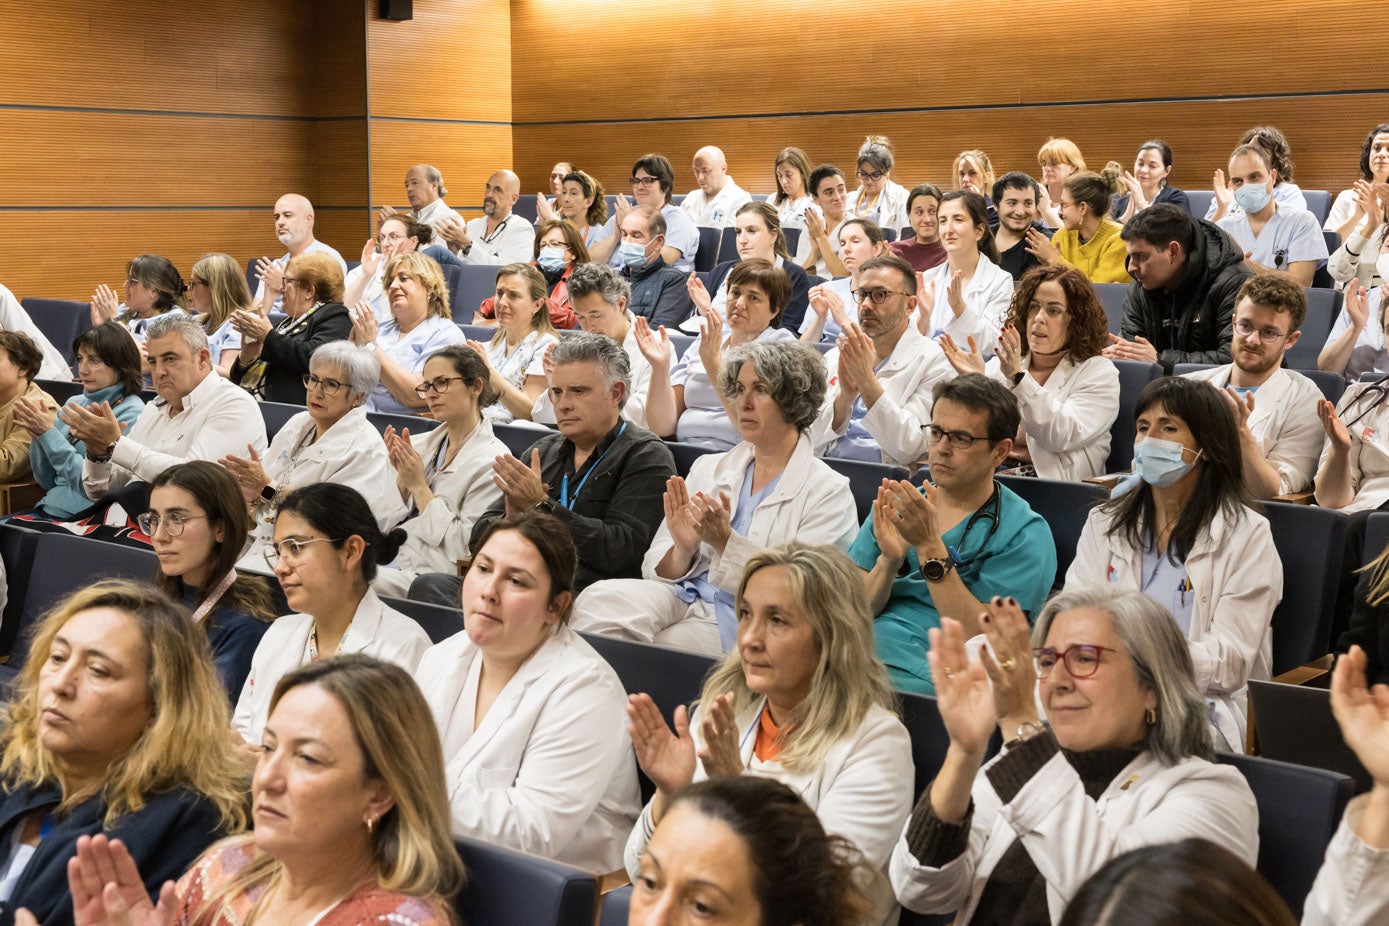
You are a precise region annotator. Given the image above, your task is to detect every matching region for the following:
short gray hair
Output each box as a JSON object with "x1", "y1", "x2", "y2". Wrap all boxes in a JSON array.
[
  {"x1": 717, "y1": 340, "x2": 826, "y2": 432},
  {"x1": 1033, "y1": 585, "x2": 1214, "y2": 764},
  {"x1": 567, "y1": 262, "x2": 631, "y2": 307},
  {"x1": 145, "y1": 313, "x2": 209, "y2": 354},
  {"x1": 415, "y1": 163, "x2": 447, "y2": 198},
  {"x1": 310, "y1": 341, "x2": 380, "y2": 399},
  {"x1": 551, "y1": 332, "x2": 631, "y2": 408}
]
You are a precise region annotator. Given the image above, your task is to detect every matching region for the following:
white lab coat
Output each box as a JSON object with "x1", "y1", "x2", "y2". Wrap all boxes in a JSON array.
[
  {"x1": 626, "y1": 700, "x2": 914, "y2": 925},
  {"x1": 373, "y1": 420, "x2": 508, "y2": 598},
  {"x1": 1303, "y1": 793, "x2": 1389, "y2": 926},
  {"x1": 1065, "y1": 505, "x2": 1281, "y2": 750},
  {"x1": 0, "y1": 283, "x2": 71, "y2": 380},
  {"x1": 1318, "y1": 382, "x2": 1389, "y2": 512},
  {"x1": 232, "y1": 589, "x2": 431, "y2": 743},
  {"x1": 987, "y1": 354, "x2": 1119, "y2": 482},
  {"x1": 846, "y1": 180, "x2": 910, "y2": 234},
  {"x1": 679, "y1": 179, "x2": 753, "y2": 228},
  {"x1": 814, "y1": 324, "x2": 956, "y2": 467},
  {"x1": 1183, "y1": 365, "x2": 1325, "y2": 494},
  {"x1": 642, "y1": 433, "x2": 860, "y2": 591},
  {"x1": 240, "y1": 407, "x2": 405, "y2": 571},
  {"x1": 919, "y1": 257, "x2": 1015, "y2": 357},
  {"x1": 890, "y1": 747, "x2": 1259, "y2": 924},
  {"x1": 531, "y1": 318, "x2": 653, "y2": 430},
  {"x1": 417, "y1": 625, "x2": 639, "y2": 873}
]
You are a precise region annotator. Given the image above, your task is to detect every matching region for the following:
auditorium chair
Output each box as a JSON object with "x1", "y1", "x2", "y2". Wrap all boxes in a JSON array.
[
  {"x1": 1171, "y1": 363, "x2": 1345, "y2": 405},
  {"x1": 452, "y1": 265, "x2": 506, "y2": 324},
  {"x1": 1105, "y1": 360, "x2": 1163, "y2": 472},
  {"x1": 1290, "y1": 289, "x2": 1341, "y2": 371},
  {"x1": 20, "y1": 298, "x2": 90, "y2": 366},
  {"x1": 716, "y1": 227, "x2": 739, "y2": 265},
  {"x1": 258, "y1": 401, "x2": 303, "y2": 441},
  {"x1": 365, "y1": 410, "x2": 440, "y2": 438},
  {"x1": 826, "y1": 459, "x2": 909, "y2": 522},
  {"x1": 453, "y1": 837, "x2": 598, "y2": 926},
  {"x1": 1218, "y1": 752, "x2": 1353, "y2": 918},
  {"x1": 1302, "y1": 190, "x2": 1333, "y2": 226},
  {"x1": 1092, "y1": 283, "x2": 1128, "y2": 335},
  {"x1": 996, "y1": 475, "x2": 1106, "y2": 587},
  {"x1": 36, "y1": 378, "x2": 82, "y2": 405},
  {"x1": 379, "y1": 593, "x2": 462, "y2": 644},
  {"x1": 492, "y1": 422, "x2": 554, "y2": 457},
  {"x1": 1263, "y1": 501, "x2": 1348, "y2": 676},
  {"x1": 1186, "y1": 190, "x2": 1214, "y2": 218},
  {"x1": 666, "y1": 440, "x2": 714, "y2": 478},
  {"x1": 1365, "y1": 512, "x2": 1389, "y2": 566},
  {"x1": 460, "y1": 323, "x2": 494, "y2": 341},
  {"x1": 784, "y1": 227, "x2": 801, "y2": 254},
  {"x1": 598, "y1": 885, "x2": 631, "y2": 926},
  {"x1": 694, "y1": 227, "x2": 721, "y2": 273},
  {"x1": 1312, "y1": 231, "x2": 1341, "y2": 289},
  {"x1": 0, "y1": 523, "x2": 40, "y2": 660}
]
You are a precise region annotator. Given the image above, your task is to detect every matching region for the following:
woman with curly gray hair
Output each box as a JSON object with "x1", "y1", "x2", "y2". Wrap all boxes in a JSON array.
[{"x1": 572, "y1": 340, "x2": 860, "y2": 655}]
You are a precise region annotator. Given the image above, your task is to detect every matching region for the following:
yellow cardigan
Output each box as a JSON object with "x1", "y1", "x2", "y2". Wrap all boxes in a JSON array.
[{"x1": 1052, "y1": 218, "x2": 1131, "y2": 284}]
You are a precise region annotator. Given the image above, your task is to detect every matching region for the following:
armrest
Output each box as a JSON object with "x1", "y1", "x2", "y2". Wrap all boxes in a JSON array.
[
  {"x1": 0, "y1": 481, "x2": 45, "y2": 517},
  {"x1": 456, "y1": 558, "x2": 470, "y2": 576},
  {"x1": 1271, "y1": 490, "x2": 1315, "y2": 505},
  {"x1": 1273, "y1": 653, "x2": 1335, "y2": 687},
  {"x1": 1083, "y1": 474, "x2": 1123, "y2": 491}
]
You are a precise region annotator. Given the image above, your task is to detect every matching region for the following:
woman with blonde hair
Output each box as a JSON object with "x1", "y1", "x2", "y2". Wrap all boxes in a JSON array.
[
  {"x1": 0, "y1": 579, "x2": 246, "y2": 926},
  {"x1": 48, "y1": 655, "x2": 464, "y2": 926},
  {"x1": 474, "y1": 263, "x2": 560, "y2": 423},
  {"x1": 474, "y1": 219, "x2": 591, "y2": 330},
  {"x1": 188, "y1": 253, "x2": 252, "y2": 376},
  {"x1": 349, "y1": 250, "x2": 466, "y2": 415},
  {"x1": 345, "y1": 213, "x2": 431, "y2": 321},
  {"x1": 953, "y1": 149, "x2": 998, "y2": 226},
  {"x1": 1037, "y1": 137, "x2": 1087, "y2": 226},
  {"x1": 625, "y1": 542, "x2": 913, "y2": 922}
]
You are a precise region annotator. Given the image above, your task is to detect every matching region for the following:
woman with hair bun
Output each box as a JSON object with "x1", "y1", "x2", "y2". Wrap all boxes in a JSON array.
[
  {"x1": 846, "y1": 136, "x2": 910, "y2": 233},
  {"x1": 1026, "y1": 166, "x2": 1133, "y2": 284},
  {"x1": 632, "y1": 776, "x2": 878, "y2": 926},
  {"x1": 232, "y1": 483, "x2": 431, "y2": 748}
]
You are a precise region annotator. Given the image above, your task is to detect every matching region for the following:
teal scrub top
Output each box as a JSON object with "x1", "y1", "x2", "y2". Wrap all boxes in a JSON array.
[{"x1": 848, "y1": 481, "x2": 1056, "y2": 695}]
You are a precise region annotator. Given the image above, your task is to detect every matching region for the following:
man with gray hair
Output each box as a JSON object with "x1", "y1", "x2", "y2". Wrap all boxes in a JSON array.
[
  {"x1": 618, "y1": 206, "x2": 694, "y2": 328},
  {"x1": 680, "y1": 145, "x2": 752, "y2": 228},
  {"x1": 253, "y1": 193, "x2": 348, "y2": 312},
  {"x1": 533, "y1": 262, "x2": 654, "y2": 429},
  {"x1": 431, "y1": 169, "x2": 534, "y2": 266},
  {"x1": 379, "y1": 163, "x2": 463, "y2": 241},
  {"x1": 410, "y1": 333, "x2": 674, "y2": 606},
  {"x1": 62, "y1": 314, "x2": 266, "y2": 500}
]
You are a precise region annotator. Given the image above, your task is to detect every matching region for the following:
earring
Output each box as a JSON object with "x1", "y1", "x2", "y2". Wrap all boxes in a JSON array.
[
  {"x1": 365, "y1": 815, "x2": 376, "y2": 834},
  {"x1": 1145, "y1": 708, "x2": 1157, "y2": 726}
]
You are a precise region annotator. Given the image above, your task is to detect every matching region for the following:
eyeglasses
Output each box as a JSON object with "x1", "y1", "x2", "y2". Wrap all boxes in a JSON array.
[
  {"x1": 377, "y1": 232, "x2": 410, "y2": 246},
  {"x1": 1033, "y1": 644, "x2": 1118, "y2": 679},
  {"x1": 282, "y1": 276, "x2": 302, "y2": 288},
  {"x1": 851, "y1": 287, "x2": 909, "y2": 306},
  {"x1": 414, "y1": 375, "x2": 465, "y2": 396},
  {"x1": 263, "y1": 536, "x2": 343, "y2": 569},
  {"x1": 302, "y1": 374, "x2": 347, "y2": 396},
  {"x1": 1233, "y1": 319, "x2": 1289, "y2": 343},
  {"x1": 857, "y1": 169, "x2": 885, "y2": 182},
  {"x1": 630, "y1": 176, "x2": 662, "y2": 188},
  {"x1": 189, "y1": 278, "x2": 207, "y2": 287},
  {"x1": 137, "y1": 512, "x2": 208, "y2": 537},
  {"x1": 926, "y1": 425, "x2": 992, "y2": 450}
]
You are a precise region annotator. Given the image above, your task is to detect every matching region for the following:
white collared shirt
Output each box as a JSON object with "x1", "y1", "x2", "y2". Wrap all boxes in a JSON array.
[
  {"x1": 461, "y1": 213, "x2": 534, "y2": 264},
  {"x1": 680, "y1": 178, "x2": 753, "y2": 228}
]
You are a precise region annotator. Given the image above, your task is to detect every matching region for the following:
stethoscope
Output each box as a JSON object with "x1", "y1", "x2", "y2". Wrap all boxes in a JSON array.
[
  {"x1": 1340, "y1": 372, "x2": 1389, "y2": 431},
  {"x1": 896, "y1": 480, "x2": 1002, "y2": 576}
]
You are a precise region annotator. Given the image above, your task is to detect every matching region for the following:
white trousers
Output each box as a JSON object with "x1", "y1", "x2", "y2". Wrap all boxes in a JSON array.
[{"x1": 572, "y1": 578, "x2": 722, "y2": 655}]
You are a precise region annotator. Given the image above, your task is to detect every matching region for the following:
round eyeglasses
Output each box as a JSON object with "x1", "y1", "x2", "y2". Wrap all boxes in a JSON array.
[{"x1": 137, "y1": 512, "x2": 208, "y2": 537}]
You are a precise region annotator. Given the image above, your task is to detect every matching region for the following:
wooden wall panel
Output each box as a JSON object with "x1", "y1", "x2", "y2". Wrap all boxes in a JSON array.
[
  {"x1": 0, "y1": 1, "x2": 316, "y2": 116},
  {"x1": 511, "y1": 0, "x2": 1380, "y2": 122},
  {"x1": 367, "y1": 0, "x2": 511, "y2": 123}
]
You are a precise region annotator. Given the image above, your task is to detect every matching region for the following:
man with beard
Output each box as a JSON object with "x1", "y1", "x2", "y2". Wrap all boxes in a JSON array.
[
  {"x1": 252, "y1": 193, "x2": 348, "y2": 311},
  {"x1": 1182, "y1": 274, "x2": 1323, "y2": 497},
  {"x1": 434, "y1": 170, "x2": 534, "y2": 265},
  {"x1": 815, "y1": 254, "x2": 954, "y2": 467},
  {"x1": 991, "y1": 172, "x2": 1049, "y2": 281}
]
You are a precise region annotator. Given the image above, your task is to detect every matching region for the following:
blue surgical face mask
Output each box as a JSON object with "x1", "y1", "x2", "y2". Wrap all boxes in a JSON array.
[
  {"x1": 537, "y1": 247, "x2": 567, "y2": 272},
  {"x1": 1132, "y1": 436, "x2": 1201, "y2": 487},
  {"x1": 619, "y1": 240, "x2": 649, "y2": 268},
  {"x1": 1233, "y1": 181, "x2": 1272, "y2": 214}
]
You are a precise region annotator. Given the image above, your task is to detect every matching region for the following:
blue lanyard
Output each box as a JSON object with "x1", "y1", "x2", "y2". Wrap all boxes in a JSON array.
[{"x1": 559, "y1": 422, "x2": 626, "y2": 509}]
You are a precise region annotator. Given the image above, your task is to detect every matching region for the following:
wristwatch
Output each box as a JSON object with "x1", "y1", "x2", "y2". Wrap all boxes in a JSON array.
[
  {"x1": 1006, "y1": 721, "x2": 1047, "y2": 749},
  {"x1": 919, "y1": 556, "x2": 955, "y2": 582},
  {"x1": 86, "y1": 439, "x2": 118, "y2": 464},
  {"x1": 259, "y1": 483, "x2": 279, "y2": 503},
  {"x1": 362, "y1": 340, "x2": 378, "y2": 353}
]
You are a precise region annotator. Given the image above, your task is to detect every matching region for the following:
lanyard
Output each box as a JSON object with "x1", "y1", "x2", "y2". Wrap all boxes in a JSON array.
[
  {"x1": 306, "y1": 613, "x2": 356, "y2": 662},
  {"x1": 190, "y1": 569, "x2": 240, "y2": 625},
  {"x1": 559, "y1": 422, "x2": 626, "y2": 509}
]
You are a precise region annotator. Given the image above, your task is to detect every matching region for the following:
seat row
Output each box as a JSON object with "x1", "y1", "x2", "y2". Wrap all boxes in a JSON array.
[{"x1": 0, "y1": 522, "x2": 1356, "y2": 923}]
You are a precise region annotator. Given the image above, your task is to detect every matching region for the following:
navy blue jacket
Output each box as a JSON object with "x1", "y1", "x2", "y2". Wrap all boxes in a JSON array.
[{"x1": 0, "y1": 782, "x2": 230, "y2": 926}]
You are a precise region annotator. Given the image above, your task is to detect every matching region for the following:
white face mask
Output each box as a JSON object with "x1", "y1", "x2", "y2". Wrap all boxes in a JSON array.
[{"x1": 1376, "y1": 252, "x2": 1389, "y2": 283}]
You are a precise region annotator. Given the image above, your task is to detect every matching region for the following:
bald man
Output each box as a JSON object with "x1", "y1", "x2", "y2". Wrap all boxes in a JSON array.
[
  {"x1": 680, "y1": 146, "x2": 751, "y2": 228},
  {"x1": 432, "y1": 170, "x2": 534, "y2": 265},
  {"x1": 253, "y1": 193, "x2": 348, "y2": 311}
]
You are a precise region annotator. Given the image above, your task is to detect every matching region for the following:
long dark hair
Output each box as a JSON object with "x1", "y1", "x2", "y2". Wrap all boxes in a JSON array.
[
  {"x1": 938, "y1": 190, "x2": 1001, "y2": 263},
  {"x1": 150, "y1": 462, "x2": 276, "y2": 621},
  {"x1": 276, "y1": 484, "x2": 406, "y2": 583},
  {"x1": 1102, "y1": 377, "x2": 1253, "y2": 563},
  {"x1": 469, "y1": 509, "x2": 577, "y2": 622}
]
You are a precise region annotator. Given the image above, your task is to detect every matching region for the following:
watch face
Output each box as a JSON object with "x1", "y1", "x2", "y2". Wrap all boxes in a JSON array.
[{"x1": 922, "y1": 559, "x2": 948, "y2": 581}]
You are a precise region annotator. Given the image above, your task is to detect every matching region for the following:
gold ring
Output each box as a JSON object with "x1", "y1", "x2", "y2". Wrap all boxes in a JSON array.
[
  {"x1": 997, "y1": 657, "x2": 1017, "y2": 671},
  {"x1": 942, "y1": 666, "x2": 954, "y2": 679}
]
